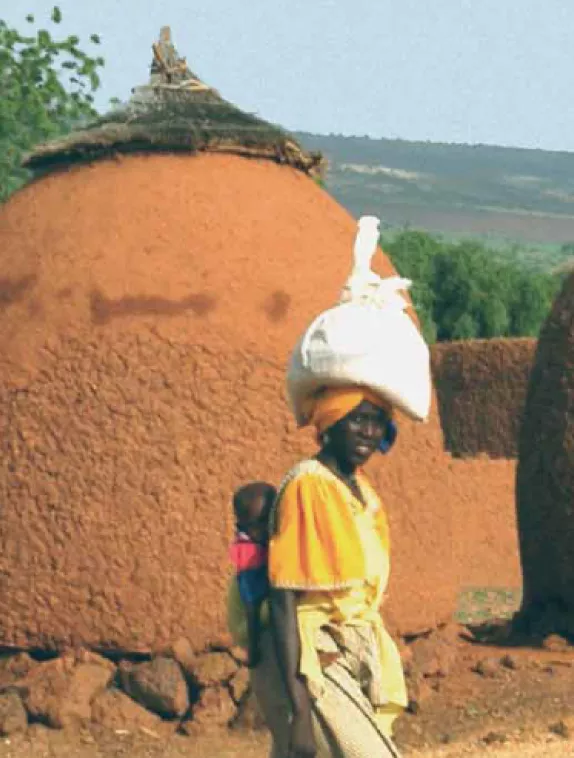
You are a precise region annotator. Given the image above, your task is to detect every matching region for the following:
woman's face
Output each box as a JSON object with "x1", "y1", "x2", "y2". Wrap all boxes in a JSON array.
[{"x1": 326, "y1": 400, "x2": 390, "y2": 471}]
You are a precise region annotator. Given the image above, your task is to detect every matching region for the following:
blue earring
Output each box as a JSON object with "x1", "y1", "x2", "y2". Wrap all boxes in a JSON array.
[{"x1": 378, "y1": 420, "x2": 397, "y2": 454}]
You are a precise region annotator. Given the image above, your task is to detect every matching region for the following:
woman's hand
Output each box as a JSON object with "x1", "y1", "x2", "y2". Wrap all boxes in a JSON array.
[
  {"x1": 269, "y1": 588, "x2": 317, "y2": 757},
  {"x1": 289, "y1": 709, "x2": 316, "y2": 758}
]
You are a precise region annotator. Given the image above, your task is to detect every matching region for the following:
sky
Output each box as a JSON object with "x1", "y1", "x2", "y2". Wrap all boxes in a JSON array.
[{"x1": 4, "y1": 0, "x2": 574, "y2": 152}]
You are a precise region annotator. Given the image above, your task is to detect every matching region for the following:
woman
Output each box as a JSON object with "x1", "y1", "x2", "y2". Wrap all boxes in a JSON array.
[{"x1": 245, "y1": 384, "x2": 408, "y2": 758}]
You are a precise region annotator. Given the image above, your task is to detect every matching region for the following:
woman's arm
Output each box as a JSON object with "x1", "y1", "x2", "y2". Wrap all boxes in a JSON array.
[{"x1": 269, "y1": 588, "x2": 316, "y2": 757}]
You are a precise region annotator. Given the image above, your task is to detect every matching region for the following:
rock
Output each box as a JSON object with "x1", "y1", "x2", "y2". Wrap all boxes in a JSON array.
[
  {"x1": 192, "y1": 652, "x2": 238, "y2": 687},
  {"x1": 229, "y1": 667, "x2": 250, "y2": 705},
  {"x1": 472, "y1": 658, "x2": 499, "y2": 678},
  {"x1": 542, "y1": 634, "x2": 570, "y2": 653},
  {"x1": 0, "y1": 654, "x2": 38, "y2": 690},
  {"x1": 25, "y1": 723, "x2": 51, "y2": 745},
  {"x1": 398, "y1": 641, "x2": 411, "y2": 656},
  {"x1": 399, "y1": 645, "x2": 414, "y2": 676},
  {"x1": 58, "y1": 662, "x2": 115, "y2": 727},
  {"x1": 72, "y1": 649, "x2": 116, "y2": 674},
  {"x1": 185, "y1": 685, "x2": 236, "y2": 731},
  {"x1": 483, "y1": 730, "x2": 508, "y2": 744},
  {"x1": 500, "y1": 654, "x2": 520, "y2": 671},
  {"x1": 407, "y1": 677, "x2": 434, "y2": 713},
  {"x1": 229, "y1": 689, "x2": 266, "y2": 732},
  {"x1": 20, "y1": 657, "x2": 113, "y2": 728},
  {"x1": 91, "y1": 688, "x2": 162, "y2": 731},
  {"x1": 229, "y1": 647, "x2": 248, "y2": 666},
  {"x1": 209, "y1": 633, "x2": 235, "y2": 651},
  {"x1": 17, "y1": 657, "x2": 70, "y2": 725},
  {"x1": 169, "y1": 638, "x2": 196, "y2": 677},
  {"x1": 120, "y1": 656, "x2": 189, "y2": 718},
  {"x1": 0, "y1": 691, "x2": 28, "y2": 735},
  {"x1": 549, "y1": 720, "x2": 571, "y2": 738},
  {"x1": 409, "y1": 632, "x2": 457, "y2": 678}
]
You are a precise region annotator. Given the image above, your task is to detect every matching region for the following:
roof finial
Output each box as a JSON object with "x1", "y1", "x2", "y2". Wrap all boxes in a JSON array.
[
  {"x1": 149, "y1": 26, "x2": 211, "y2": 92},
  {"x1": 159, "y1": 26, "x2": 172, "y2": 44}
]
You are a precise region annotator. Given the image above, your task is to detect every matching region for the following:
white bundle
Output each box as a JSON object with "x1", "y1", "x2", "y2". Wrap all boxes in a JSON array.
[{"x1": 287, "y1": 215, "x2": 432, "y2": 426}]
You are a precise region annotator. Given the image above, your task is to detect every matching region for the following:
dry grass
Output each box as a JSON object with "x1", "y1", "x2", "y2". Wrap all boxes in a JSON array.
[{"x1": 455, "y1": 587, "x2": 522, "y2": 625}]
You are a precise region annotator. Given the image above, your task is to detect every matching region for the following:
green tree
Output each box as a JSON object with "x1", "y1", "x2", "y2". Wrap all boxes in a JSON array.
[
  {"x1": 385, "y1": 228, "x2": 559, "y2": 343},
  {"x1": 508, "y1": 272, "x2": 559, "y2": 337},
  {"x1": 382, "y1": 229, "x2": 439, "y2": 342},
  {"x1": 480, "y1": 298, "x2": 509, "y2": 337},
  {"x1": 0, "y1": 8, "x2": 104, "y2": 201},
  {"x1": 450, "y1": 312, "x2": 478, "y2": 340}
]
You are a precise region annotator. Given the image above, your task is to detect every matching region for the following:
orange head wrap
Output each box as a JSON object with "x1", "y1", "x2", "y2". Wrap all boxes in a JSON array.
[{"x1": 307, "y1": 385, "x2": 393, "y2": 436}]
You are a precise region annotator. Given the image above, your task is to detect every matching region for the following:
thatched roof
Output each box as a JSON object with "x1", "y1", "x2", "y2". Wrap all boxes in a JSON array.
[{"x1": 24, "y1": 27, "x2": 324, "y2": 178}]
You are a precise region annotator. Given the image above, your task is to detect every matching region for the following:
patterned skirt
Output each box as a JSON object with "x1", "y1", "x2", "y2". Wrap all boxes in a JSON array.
[{"x1": 250, "y1": 629, "x2": 403, "y2": 758}]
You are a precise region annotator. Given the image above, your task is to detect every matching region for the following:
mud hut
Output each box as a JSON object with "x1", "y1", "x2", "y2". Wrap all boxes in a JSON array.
[
  {"x1": 515, "y1": 273, "x2": 574, "y2": 637},
  {"x1": 0, "y1": 29, "x2": 455, "y2": 653}
]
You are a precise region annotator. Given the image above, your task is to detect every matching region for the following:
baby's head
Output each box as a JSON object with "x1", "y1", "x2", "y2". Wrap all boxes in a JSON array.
[{"x1": 233, "y1": 481, "x2": 276, "y2": 544}]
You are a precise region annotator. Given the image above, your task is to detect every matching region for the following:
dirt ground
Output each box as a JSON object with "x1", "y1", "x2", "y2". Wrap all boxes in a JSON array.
[
  {"x1": 0, "y1": 723, "x2": 573, "y2": 758},
  {"x1": 1, "y1": 626, "x2": 573, "y2": 758}
]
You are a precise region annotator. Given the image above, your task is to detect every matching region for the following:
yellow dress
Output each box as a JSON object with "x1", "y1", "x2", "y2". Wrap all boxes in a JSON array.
[{"x1": 227, "y1": 459, "x2": 407, "y2": 743}]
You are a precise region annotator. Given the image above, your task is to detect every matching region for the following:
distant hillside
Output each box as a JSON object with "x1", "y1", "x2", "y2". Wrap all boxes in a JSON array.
[{"x1": 293, "y1": 132, "x2": 574, "y2": 259}]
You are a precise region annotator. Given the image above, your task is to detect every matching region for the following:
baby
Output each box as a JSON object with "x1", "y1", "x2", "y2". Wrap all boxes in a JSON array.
[{"x1": 229, "y1": 481, "x2": 276, "y2": 668}]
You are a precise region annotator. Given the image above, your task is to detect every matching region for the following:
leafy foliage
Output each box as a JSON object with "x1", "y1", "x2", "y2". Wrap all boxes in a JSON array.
[
  {"x1": 383, "y1": 229, "x2": 560, "y2": 343},
  {"x1": 0, "y1": 8, "x2": 104, "y2": 200}
]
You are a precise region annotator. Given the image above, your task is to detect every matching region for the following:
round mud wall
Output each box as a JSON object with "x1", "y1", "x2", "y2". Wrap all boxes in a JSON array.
[
  {"x1": 448, "y1": 457, "x2": 520, "y2": 590},
  {"x1": 0, "y1": 154, "x2": 453, "y2": 651},
  {"x1": 516, "y1": 273, "x2": 574, "y2": 632}
]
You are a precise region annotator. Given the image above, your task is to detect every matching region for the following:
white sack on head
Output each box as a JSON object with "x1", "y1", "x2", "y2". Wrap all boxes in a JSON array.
[{"x1": 287, "y1": 215, "x2": 432, "y2": 426}]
